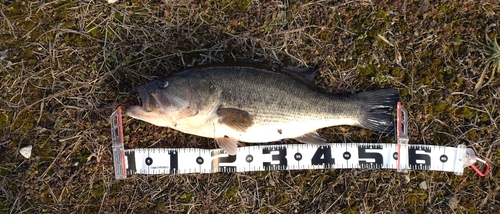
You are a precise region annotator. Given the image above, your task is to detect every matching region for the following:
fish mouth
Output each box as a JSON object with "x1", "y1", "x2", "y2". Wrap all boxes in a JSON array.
[{"x1": 137, "y1": 85, "x2": 156, "y2": 112}]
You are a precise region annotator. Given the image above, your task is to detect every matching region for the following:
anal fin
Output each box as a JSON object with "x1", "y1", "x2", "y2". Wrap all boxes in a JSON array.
[
  {"x1": 293, "y1": 131, "x2": 327, "y2": 145},
  {"x1": 215, "y1": 136, "x2": 239, "y2": 155}
]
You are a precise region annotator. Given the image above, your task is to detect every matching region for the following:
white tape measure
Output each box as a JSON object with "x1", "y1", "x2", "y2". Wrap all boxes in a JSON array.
[{"x1": 110, "y1": 103, "x2": 489, "y2": 179}]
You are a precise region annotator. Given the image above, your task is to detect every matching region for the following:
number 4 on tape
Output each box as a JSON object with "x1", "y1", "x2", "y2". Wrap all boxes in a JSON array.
[{"x1": 110, "y1": 103, "x2": 489, "y2": 179}]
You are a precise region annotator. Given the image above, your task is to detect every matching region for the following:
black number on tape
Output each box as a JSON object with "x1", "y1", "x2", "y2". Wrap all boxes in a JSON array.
[
  {"x1": 358, "y1": 145, "x2": 383, "y2": 168},
  {"x1": 263, "y1": 147, "x2": 287, "y2": 170},
  {"x1": 168, "y1": 150, "x2": 178, "y2": 173},
  {"x1": 311, "y1": 146, "x2": 335, "y2": 168},
  {"x1": 409, "y1": 147, "x2": 431, "y2": 169},
  {"x1": 125, "y1": 151, "x2": 136, "y2": 173},
  {"x1": 211, "y1": 151, "x2": 237, "y2": 172}
]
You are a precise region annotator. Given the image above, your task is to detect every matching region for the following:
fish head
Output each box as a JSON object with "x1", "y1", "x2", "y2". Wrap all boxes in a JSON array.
[{"x1": 126, "y1": 73, "x2": 220, "y2": 127}]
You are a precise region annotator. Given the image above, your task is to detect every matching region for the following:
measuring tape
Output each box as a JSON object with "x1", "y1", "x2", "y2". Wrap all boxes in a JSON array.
[{"x1": 111, "y1": 103, "x2": 489, "y2": 179}]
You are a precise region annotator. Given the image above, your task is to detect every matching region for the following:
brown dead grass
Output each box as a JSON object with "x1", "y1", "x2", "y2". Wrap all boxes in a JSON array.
[{"x1": 0, "y1": 0, "x2": 499, "y2": 213}]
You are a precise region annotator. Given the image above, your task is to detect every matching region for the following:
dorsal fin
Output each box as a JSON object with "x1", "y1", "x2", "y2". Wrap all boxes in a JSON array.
[
  {"x1": 282, "y1": 66, "x2": 318, "y2": 89},
  {"x1": 178, "y1": 60, "x2": 319, "y2": 89}
]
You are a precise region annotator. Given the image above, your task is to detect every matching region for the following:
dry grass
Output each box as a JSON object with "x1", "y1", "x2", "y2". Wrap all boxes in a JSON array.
[{"x1": 1, "y1": 0, "x2": 499, "y2": 213}]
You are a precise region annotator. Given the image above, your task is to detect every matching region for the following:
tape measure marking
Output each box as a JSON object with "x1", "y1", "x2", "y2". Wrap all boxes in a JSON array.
[
  {"x1": 111, "y1": 104, "x2": 490, "y2": 179},
  {"x1": 118, "y1": 143, "x2": 461, "y2": 175}
]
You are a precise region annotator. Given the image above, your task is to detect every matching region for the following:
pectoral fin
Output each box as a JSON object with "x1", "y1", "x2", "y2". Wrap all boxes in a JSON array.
[
  {"x1": 215, "y1": 136, "x2": 239, "y2": 155},
  {"x1": 217, "y1": 108, "x2": 254, "y2": 132},
  {"x1": 177, "y1": 107, "x2": 199, "y2": 119},
  {"x1": 293, "y1": 131, "x2": 327, "y2": 145}
]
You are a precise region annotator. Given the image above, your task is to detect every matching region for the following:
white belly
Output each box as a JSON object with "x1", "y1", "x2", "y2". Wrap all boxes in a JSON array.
[{"x1": 180, "y1": 115, "x2": 359, "y2": 143}]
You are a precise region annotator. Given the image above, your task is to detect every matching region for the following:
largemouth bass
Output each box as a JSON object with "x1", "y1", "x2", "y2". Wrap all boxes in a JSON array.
[{"x1": 126, "y1": 63, "x2": 399, "y2": 155}]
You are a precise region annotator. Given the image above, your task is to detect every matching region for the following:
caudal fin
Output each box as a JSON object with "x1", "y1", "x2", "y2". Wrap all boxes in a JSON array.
[{"x1": 355, "y1": 88, "x2": 400, "y2": 133}]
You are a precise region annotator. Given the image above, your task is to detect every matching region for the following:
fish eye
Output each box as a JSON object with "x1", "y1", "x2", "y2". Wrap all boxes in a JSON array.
[{"x1": 157, "y1": 80, "x2": 169, "y2": 89}]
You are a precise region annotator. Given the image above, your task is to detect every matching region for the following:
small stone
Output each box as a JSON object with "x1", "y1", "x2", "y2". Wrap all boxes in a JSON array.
[
  {"x1": 107, "y1": 0, "x2": 118, "y2": 3},
  {"x1": 419, "y1": 181, "x2": 428, "y2": 190},
  {"x1": 403, "y1": 174, "x2": 410, "y2": 183},
  {"x1": 0, "y1": 50, "x2": 7, "y2": 59},
  {"x1": 20, "y1": 145, "x2": 32, "y2": 159},
  {"x1": 448, "y1": 195, "x2": 459, "y2": 209}
]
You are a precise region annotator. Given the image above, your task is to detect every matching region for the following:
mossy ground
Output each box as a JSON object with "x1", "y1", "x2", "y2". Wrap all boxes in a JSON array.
[{"x1": 1, "y1": 0, "x2": 499, "y2": 213}]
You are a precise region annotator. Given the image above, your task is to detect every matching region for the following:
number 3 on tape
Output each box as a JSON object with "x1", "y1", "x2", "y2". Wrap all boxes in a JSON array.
[{"x1": 110, "y1": 103, "x2": 490, "y2": 179}]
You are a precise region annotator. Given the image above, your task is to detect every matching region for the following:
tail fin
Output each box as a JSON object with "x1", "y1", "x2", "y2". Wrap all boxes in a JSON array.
[{"x1": 355, "y1": 88, "x2": 400, "y2": 133}]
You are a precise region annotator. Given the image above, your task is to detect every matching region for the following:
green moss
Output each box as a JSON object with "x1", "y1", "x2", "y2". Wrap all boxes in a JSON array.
[
  {"x1": 432, "y1": 101, "x2": 447, "y2": 113},
  {"x1": 91, "y1": 185, "x2": 105, "y2": 198},
  {"x1": 74, "y1": 36, "x2": 90, "y2": 47},
  {"x1": 479, "y1": 113, "x2": 489, "y2": 122},
  {"x1": 59, "y1": 21, "x2": 75, "y2": 29},
  {"x1": 466, "y1": 129, "x2": 478, "y2": 139},
  {"x1": 0, "y1": 168, "x2": 9, "y2": 176},
  {"x1": 12, "y1": 112, "x2": 35, "y2": 131},
  {"x1": 24, "y1": 49, "x2": 34, "y2": 59},
  {"x1": 46, "y1": 33, "x2": 55, "y2": 42},
  {"x1": 23, "y1": 21, "x2": 36, "y2": 31},
  {"x1": 53, "y1": 0, "x2": 74, "y2": 21},
  {"x1": 391, "y1": 67, "x2": 403, "y2": 76},
  {"x1": 258, "y1": 207, "x2": 268, "y2": 213},
  {"x1": 358, "y1": 63, "x2": 376, "y2": 77},
  {"x1": 155, "y1": 203, "x2": 165, "y2": 211},
  {"x1": 277, "y1": 194, "x2": 291, "y2": 206},
  {"x1": 400, "y1": 88, "x2": 409, "y2": 97},
  {"x1": 63, "y1": 35, "x2": 72, "y2": 43},
  {"x1": 222, "y1": 0, "x2": 252, "y2": 12},
  {"x1": 105, "y1": 26, "x2": 119, "y2": 42},
  {"x1": 6, "y1": 2, "x2": 25, "y2": 16},
  {"x1": 345, "y1": 203, "x2": 359, "y2": 214},
  {"x1": 421, "y1": 75, "x2": 431, "y2": 85},
  {"x1": 459, "y1": 107, "x2": 475, "y2": 119},
  {"x1": 374, "y1": 73, "x2": 388, "y2": 83},
  {"x1": 180, "y1": 192, "x2": 193, "y2": 203},
  {"x1": 55, "y1": 117, "x2": 66, "y2": 128},
  {"x1": 131, "y1": 6, "x2": 147, "y2": 13},
  {"x1": 0, "y1": 112, "x2": 8, "y2": 128},
  {"x1": 114, "y1": 12, "x2": 124, "y2": 22},
  {"x1": 4, "y1": 73, "x2": 12, "y2": 80},
  {"x1": 87, "y1": 24, "x2": 101, "y2": 38},
  {"x1": 406, "y1": 190, "x2": 428, "y2": 212},
  {"x1": 451, "y1": 36, "x2": 462, "y2": 45},
  {"x1": 224, "y1": 187, "x2": 238, "y2": 200},
  {"x1": 376, "y1": 10, "x2": 388, "y2": 20}
]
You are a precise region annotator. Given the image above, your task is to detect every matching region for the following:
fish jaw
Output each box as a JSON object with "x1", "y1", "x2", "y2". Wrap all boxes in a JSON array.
[{"x1": 126, "y1": 106, "x2": 174, "y2": 127}]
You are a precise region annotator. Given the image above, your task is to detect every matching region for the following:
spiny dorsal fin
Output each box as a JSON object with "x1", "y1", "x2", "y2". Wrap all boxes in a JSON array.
[
  {"x1": 184, "y1": 60, "x2": 319, "y2": 89},
  {"x1": 217, "y1": 108, "x2": 254, "y2": 132}
]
